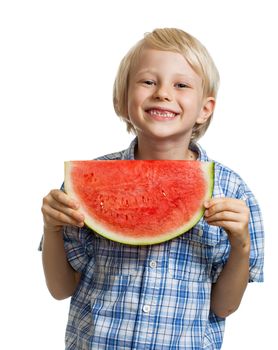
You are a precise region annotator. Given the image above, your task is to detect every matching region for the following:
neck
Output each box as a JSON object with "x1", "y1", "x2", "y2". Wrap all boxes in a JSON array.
[{"x1": 135, "y1": 135, "x2": 197, "y2": 160}]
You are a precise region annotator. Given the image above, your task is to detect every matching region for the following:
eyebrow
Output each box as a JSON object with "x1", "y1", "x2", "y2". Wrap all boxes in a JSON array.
[
  {"x1": 134, "y1": 69, "x2": 197, "y2": 83},
  {"x1": 134, "y1": 68, "x2": 157, "y2": 76}
]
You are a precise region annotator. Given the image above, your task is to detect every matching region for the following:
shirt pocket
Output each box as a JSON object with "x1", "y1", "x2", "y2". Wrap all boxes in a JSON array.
[
  {"x1": 168, "y1": 220, "x2": 221, "y2": 282},
  {"x1": 85, "y1": 232, "x2": 142, "y2": 276}
]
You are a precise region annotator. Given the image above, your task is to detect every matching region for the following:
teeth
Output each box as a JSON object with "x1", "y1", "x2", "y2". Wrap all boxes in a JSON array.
[{"x1": 149, "y1": 110, "x2": 176, "y2": 118}]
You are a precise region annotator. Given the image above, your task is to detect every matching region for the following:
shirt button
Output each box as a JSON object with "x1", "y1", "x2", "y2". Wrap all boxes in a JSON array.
[
  {"x1": 86, "y1": 245, "x2": 93, "y2": 254},
  {"x1": 143, "y1": 305, "x2": 150, "y2": 313},
  {"x1": 198, "y1": 229, "x2": 203, "y2": 237},
  {"x1": 149, "y1": 260, "x2": 157, "y2": 268}
]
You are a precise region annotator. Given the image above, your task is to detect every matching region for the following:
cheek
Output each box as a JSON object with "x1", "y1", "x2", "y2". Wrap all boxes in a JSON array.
[
  {"x1": 128, "y1": 89, "x2": 146, "y2": 113},
  {"x1": 181, "y1": 95, "x2": 200, "y2": 113}
]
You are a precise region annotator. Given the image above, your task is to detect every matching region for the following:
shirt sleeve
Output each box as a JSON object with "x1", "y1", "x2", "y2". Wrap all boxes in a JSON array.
[
  {"x1": 210, "y1": 170, "x2": 264, "y2": 283},
  {"x1": 245, "y1": 193, "x2": 264, "y2": 282},
  {"x1": 38, "y1": 224, "x2": 92, "y2": 273},
  {"x1": 38, "y1": 183, "x2": 93, "y2": 272},
  {"x1": 55, "y1": 181, "x2": 88, "y2": 272},
  {"x1": 63, "y1": 225, "x2": 92, "y2": 273}
]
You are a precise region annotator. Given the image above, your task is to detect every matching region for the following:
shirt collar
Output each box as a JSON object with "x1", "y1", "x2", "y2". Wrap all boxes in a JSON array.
[
  {"x1": 122, "y1": 137, "x2": 210, "y2": 161},
  {"x1": 189, "y1": 142, "x2": 209, "y2": 161},
  {"x1": 121, "y1": 138, "x2": 137, "y2": 160}
]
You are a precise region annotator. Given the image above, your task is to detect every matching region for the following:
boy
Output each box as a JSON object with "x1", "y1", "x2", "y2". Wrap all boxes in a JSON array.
[{"x1": 41, "y1": 28, "x2": 264, "y2": 349}]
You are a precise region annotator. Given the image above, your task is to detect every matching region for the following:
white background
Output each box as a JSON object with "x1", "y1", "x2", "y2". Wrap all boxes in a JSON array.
[{"x1": 0, "y1": 0, "x2": 277, "y2": 349}]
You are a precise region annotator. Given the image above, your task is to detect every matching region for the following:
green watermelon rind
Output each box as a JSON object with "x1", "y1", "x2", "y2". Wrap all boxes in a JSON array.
[{"x1": 64, "y1": 161, "x2": 214, "y2": 246}]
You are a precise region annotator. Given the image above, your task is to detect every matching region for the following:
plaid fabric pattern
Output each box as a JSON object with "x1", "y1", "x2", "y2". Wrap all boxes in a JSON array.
[{"x1": 62, "y1": 138, "x2": 264, "y2": 349}]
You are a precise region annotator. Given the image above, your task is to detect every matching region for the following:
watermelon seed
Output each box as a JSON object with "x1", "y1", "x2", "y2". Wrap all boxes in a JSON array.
[{"x1": 162, "y1": 190, "x2": 167, "y2": 197}]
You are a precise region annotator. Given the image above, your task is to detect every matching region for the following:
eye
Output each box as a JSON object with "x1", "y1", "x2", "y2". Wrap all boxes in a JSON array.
[
  {"x1": 175, "y1": 83, "x2": 189, "y2": 89},
  {"x1": 143, "y1": 80, "x2": 155, "y2": 86}
]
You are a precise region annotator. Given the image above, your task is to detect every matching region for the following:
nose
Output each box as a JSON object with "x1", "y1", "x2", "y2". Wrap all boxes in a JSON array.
[{"x1": 153, "y1": 84, "x2": 172, "y2": 101}]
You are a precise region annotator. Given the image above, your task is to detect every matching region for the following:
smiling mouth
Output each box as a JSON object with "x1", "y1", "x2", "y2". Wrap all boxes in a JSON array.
[{"x1": 146, "y1": 108, "x2": 178, "y2": 120}]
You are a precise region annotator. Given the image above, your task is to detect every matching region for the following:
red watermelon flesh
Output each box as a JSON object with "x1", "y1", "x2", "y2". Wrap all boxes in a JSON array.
[{"x1": 64, "y1": 160, "x2": 214, "y2": 245}]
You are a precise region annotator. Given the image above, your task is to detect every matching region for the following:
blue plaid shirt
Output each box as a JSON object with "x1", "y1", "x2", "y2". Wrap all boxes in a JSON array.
[{"x1": 62, "y1": 138, "x2": 264, "y2": 349}]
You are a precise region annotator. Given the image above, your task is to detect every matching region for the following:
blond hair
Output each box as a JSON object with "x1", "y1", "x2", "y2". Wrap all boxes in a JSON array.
[{"x1": 113, "y1": 28, "x2": 220, "y2": 141}]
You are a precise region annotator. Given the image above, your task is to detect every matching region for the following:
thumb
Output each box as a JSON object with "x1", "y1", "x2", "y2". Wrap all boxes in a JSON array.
[{"x1": 203, "y1": 199, "x2": 213, "y2": 208}]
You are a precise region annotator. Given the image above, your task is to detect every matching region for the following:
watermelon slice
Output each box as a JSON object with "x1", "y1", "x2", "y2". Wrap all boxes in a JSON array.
[{"x1": 64, "y1": 160, "x2": 214, "y2": 245}]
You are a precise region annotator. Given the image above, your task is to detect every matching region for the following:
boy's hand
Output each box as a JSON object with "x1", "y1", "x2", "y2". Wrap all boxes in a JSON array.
[
  {"x1": 204, "y1": 198, "x2": 250, "y2": 250},
  {"x1": 42, "y1": 189, "x2": 85, "y2": 232}
]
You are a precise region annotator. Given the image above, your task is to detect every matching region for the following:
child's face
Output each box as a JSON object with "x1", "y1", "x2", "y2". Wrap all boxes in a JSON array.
[{"x1": 127, "y1": 48, "x2": 214, "y2": 143}]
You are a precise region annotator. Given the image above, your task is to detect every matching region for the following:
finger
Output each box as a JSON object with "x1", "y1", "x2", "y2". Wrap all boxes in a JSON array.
[
  {"x1": 206, "y1": 219, "x2": 248, "y2": 236},
  {"x1": 205, "y1": 210, "x2": 240, "y2": 223},
  {"x1": 210, "y1": 197, "x2": 246, "y2": 207},
  {"x1": 204, "y1": 199, "x2": 247, "y2": 217},
  {"x1": 43, "y1": 205, "x2": 84, "y2": 227},
  {"x1": 42, "y1": 191, "x2": 85, "y2": 227},
  {"x1": 50, "y1": 189, "x2": 79, "y2": 209},
  {"x1": 49, "y1": 199, "x2": 85, "y2": 223},
  {"x1": 206, "y1": 220, "x2": 234, "y2": 231}
]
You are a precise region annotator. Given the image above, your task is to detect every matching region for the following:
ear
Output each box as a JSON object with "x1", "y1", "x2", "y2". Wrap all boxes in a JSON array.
[{"x1": 196, "y1": 97, "x2": 216, "y2": 125}]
